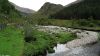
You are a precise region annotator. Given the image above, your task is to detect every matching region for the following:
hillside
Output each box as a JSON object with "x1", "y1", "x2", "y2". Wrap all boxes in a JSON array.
[
  {"x1": 38, "y1": 2, "x2": 64, "y2": 16},
  {"x1": 0, "y1": 0, "x2": 20, "y2": 18},
  {"x1": 28, "y1": 2, "x2": 64, "y2": 24},
  {"x1": 10, "y1": 2, "x2": 35, "y2": 14},
  {"x1": 50, "y1": 0, "x2": 100, "y2": 19}
]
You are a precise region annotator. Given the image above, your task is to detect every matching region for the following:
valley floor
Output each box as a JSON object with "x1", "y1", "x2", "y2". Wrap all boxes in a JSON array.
[
  {"x1": 41, "y1": 26, "x2": 100, "y2": 56},
  {"x1": 0, "y1": 25, "x2": 100, "y2": 56}
]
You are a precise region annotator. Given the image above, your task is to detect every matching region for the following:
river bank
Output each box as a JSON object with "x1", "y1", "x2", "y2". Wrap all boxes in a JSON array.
[{"x1": 34, "y1": 25, "x2": 99, "y2": 56}]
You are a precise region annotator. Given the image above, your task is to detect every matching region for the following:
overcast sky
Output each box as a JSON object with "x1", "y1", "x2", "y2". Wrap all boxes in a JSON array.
[{"x1": 9, "y1": 0, "x2": 76, "y2": 11}]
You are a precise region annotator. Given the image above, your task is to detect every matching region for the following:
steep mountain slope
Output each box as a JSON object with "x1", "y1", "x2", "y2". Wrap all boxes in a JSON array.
[
  {"x1": 38, "y1": 2, "x2": 64, "y2": 16},
  {"x1": 0, "y1": 0, "x2": 20, "y2": 18},
  {"x1": 50, "y1": 0, "x2": 100, "y2": 19},
  {"x1": 30, "y1": 2, "x2": 64, "y2": 23},
  {"x1": 10, "y1": 2, "x2": 35, "y2": 14}
]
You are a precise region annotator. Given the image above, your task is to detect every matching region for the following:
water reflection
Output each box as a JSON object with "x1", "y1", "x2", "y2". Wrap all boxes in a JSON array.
[
  {"x1": 47, "y1": 44, "x2": 69, "y2": 56},
  {"x1": 54, "y1": 44, "x2": 69, "y2": 53}
]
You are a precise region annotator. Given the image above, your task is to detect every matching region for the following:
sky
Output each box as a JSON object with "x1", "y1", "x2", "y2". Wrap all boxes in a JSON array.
[{"x1": 8, "y1": 0, "x2": 77, "y2": 11}]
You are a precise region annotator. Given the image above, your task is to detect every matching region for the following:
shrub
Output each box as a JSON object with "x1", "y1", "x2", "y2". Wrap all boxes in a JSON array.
[{"x1": 23, "y1": 23, "x2": 36, "y2": 42}]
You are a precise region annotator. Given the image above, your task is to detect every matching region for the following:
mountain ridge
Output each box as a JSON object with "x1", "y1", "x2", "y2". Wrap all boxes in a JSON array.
[
  {"x1": 10, "y1": 2, "x2": 35, "y2": 14},
  {"x1": 50, "y1": 0, "x2": 100, "y2": 19},
  {"x1": 38, "y1": 2, "x2": 64, "y2": 16}
]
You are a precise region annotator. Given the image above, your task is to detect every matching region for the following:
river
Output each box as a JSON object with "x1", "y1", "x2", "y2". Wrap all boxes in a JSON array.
[{"x1": 36, "y1": 26, "x2": 100, "y2": 56}]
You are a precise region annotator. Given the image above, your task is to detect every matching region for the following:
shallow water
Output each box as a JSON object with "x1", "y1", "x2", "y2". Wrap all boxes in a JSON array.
[
  {"x1": 46, "y1": 30, "x2": 100, "y2": 56},
  {"x1": 47, "y1": 43, "x2": 100, "y2": 56},
  {"x1": 47, "y1": 44, "x2": 69, "y2": 56},
  {"x1": 53, "y1": 44, "x2": 69, "y2": 53},
  {"x1": 37, "y1": 26, "x2": 100, "y2": 56}
]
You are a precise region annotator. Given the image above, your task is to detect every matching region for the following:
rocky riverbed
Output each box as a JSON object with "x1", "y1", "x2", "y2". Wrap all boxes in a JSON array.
[{"x1": 35, "y1": 25, "x2": 100, "y2": 56}]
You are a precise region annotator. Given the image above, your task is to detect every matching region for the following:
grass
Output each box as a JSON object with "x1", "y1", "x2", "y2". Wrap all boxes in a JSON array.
[
  {"x1": 0, "y1": 26, "x2": 24, "y2": 56},
  {"x1": 47, "y1": 19, "x2": 73, "y2": 27},
  {"x1": 24, "y1": 30, "x2": 56, "y2": 56},
  {"x1": 36, "y1": 19, "x2": 73, "y2": 27},
  {"x1": 36, "y1": 18, "x2": 100, "y2": 31},
  {"x1": 55, "y1": 32, "x2": 77, "y2": 44},
  {"x1": 1, "y1": 17, "x2": 99, "y2": 56},
  {"x1": 24, "y1": 29, "x2": 77, "y2": 56},
  {"x1": 0, "y1": 22, "x2": 76, "y2": 56}
]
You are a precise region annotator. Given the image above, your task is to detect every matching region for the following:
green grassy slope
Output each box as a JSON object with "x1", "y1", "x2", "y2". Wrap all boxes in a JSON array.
[{"x1": 0, "y1": 0, "x2": 21, "y2": 18}]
